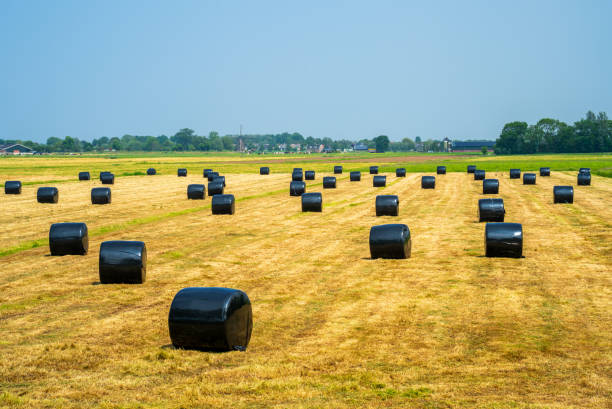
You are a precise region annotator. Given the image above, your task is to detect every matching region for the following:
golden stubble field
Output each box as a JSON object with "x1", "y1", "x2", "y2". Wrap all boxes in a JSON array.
[{"x1": 1, "y1": 159, "x2": 611, "y2": 408}]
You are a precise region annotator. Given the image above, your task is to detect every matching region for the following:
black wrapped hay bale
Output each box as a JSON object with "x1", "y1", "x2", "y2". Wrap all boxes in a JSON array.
[
  {"x1": 91, "y1": 187, "x2": 111, "y2": 204},
  {"x1": 421, "y1": 176, "x2": 435, "y2": 189},
  {"x1": 301, "y1": 192, "x2": 322, "y2": 212},
  {"x1": 211, "y1": 194, "x2": 235, "y2": 215},
  {"x1": 579, "y1": 168, "x2": 590, "y2": 174},
  {"x1": 553, "y1": 186, "x2": 573, "y2": 203},
  {"x1": 369, "y1": 224, "x2": 411, "y2": 259},
  {"x1": 437, "y1": 166, "x2": 446, "y2": 175},
  {"x1": 509, "y1": 169, "x2": 521, "y2": 179},
  {"x1": 523, "y1": 173, "x2": 536, "y2": 185},
  {"x1": 187, "y1": 184, "x2": 206, "y2": 200},
  {"x1": 292, "y1": 170, "x2": 303, "y2": 182},
  {"x1": 396, "y1": 168, "x2": 406, "y2": 177},
  {"x1": 207, "y1": 171, "x2": 219, "y2": 181},
  {"x1": 168, "y1": 287, "x2": 252, "y2": 351},
  {"x1": 323, "y1": 176, "x2": 336, "y2": 189},
  {"x1": 99, "y1": 241, "x2": 146, "y2": 284},
  {"x1": 147, "y1": 168, "x2": 156, "y2": 175},
  {"x1": 334, "y1": 165, "x2": 342, "y2": 174},
  {"x1": 213, "y1": 175, "x2": 226, "y2": 187},
  {"x1": 373, "y1": 175, "x2": 386, "y2": 187},
  {"x1": 208, "y1": 181, "x2": 224, "y2": 196},
  {"x1": 290, "y1": 181, "x2": 306, "y2": 196},
  {"x1": 4, "y1": 181, "x2": 21, "y2": 194},
  {"x1": 305, "y1": 170, "x2": 315, "y2": 180},
  {"x1": 577, "y1": 173, "x2": 591, "y2": 186},
  {"x1": 260, "y1": 166, "x2": 270, "y2": 175},
  {"x1": 177, "y1": 168, "x2": 187, "y2": 177},
  {"x1": 79, "y1": 172, "x2": 90, "y2": 181},
  {"x1": 49, "y1": 223, "x2": 88, "y2": 256},
  {"x1": 369, "y1": 166, "x2": 379, "y2": 174},
  {"x1": 203, "y1": 169, "x2": 213, "y2": 177},
  {"x1": 99, "y1": 171, "x2": 111, "y2": 181},
  {"x1": 478, "y1": 198, "x2": 505, "y2": 222},
  {"x1": 350, "y1": 171, "x2": 361, "y2": 181},
  {"x1": 375, "y1": 195, "x2": 399, "y2": 216},
  {"x1": 485, "y1": 223, "x2": 523, "y2": 258},
  {"x1": 293, "y1": 167, "x2": 303, "y2": 173},
  {"x1": 540, "y1": 167, "x2": 550, "y2": 176},
  {"x1": 37, "y1": 187, "x2": 59, "y2": 203},
  {"x1": 474, "y1": 170, "x2": 485, "y2": 180},
  {"x1": 467, "y1": 165, "x2": 476, "y2": 173},
  {"x1": 100, "y1": 173, "x2": 114, "y2": 184},
  {"x1": 482, "y1": 179, "x2": 499, "y2": 194}
]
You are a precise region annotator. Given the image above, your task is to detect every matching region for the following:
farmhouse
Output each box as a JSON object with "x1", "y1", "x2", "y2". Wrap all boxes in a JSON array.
[
  {"x1": 0, "y1": 143, "x2": 34, "y2": 155},
  {"x1": 452, "y1": 140, "x2": 496, "y2": 152}
]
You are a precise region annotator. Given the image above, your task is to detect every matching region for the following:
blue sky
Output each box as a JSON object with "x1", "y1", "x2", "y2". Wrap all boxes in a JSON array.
[{"x1": 1, "y1": 0, "x2": 610, "y2": 142}]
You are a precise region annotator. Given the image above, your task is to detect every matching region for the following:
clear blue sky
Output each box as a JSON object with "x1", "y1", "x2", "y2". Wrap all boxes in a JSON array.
[{"x1": 1, "y1": 0, "x2": 610, "y2": 142}]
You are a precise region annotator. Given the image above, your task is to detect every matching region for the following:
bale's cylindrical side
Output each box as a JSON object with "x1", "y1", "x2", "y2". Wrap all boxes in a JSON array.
[
  {"x1": 78, "y1": 172, "x2": 91, "y2": 181},
  {"x1": 350, "y1": 171, "x2": 361, "y2": 181},
  {"x1": 369, "y1": 224, "x2": 411, "y2": 259},
  {"x1": 211, "y1": 194, "x2": 235, "y2": 214},
  {"x1": 482, "y1": 179, "x2": 499, "y2": 194},
  {"x1": 577, "y1": 173, "x2": 591, "y2": 186},
  {"x1": 523, "y1": 173, "x2": 536, "y2": 185},
  {"x1": 509, "y1": 169, "x2": 521, "y2": 179},
  {"x1": 396, "y1": 168, "x2": 406, "y2": 177},
  {"x1": 168, "y1": 287, "x2": 252, "y2": 351},
  {"x1": 485, "y1": 223, "x2": 523, "y2": 258},
  {"x1": 373, "y1": 175, "x2": 386, "y2": 187},
  {"x1": 100, "y1": 173, "x2": 114, "y2": 184},
  {"x1": 4, "y1": 181, "x2": 22, "y2": 194},
  {"x1": 540, "y1": 167, "x2": 550, "y2": 176},
  {"x1": 292, "y1": 170, "x2": 303, "y2": 182},
  {"x1": 375, "y1": 195, "x2": 399, "y2": 216},
  {"x1": 187, "y1": 184, "x2": 206, "y2": 199},
  {"x1": 91, "y1": 187, "x2": 111, "y2": 204},
  {"x1": 579, "y1": 168, "x2": 591, "y2": 174},
  {"x1": 323, "y1": 176, "x2": 336, "y2": 189},
  {"x1": 421, "y1": 176, "x2": 435, "y2": 189},
  {"x1": 478, "y1": 198, "x2": 505, "y2": 222},
  {"x1": 467, "y1": 165, "x2": 476, "y2": 173},
  {"x1": 208, "y1": 181, "x2": 224, "y2": 196},
  {"x1": 301, "y1": 192, "x2": 322, "y2": 212},
  {"x1": 37, "y1": 187, "x2": 59, "y2": 203},
  {"x1": 49, "y1": 223, "x2": 88, "y2": 256},
  {"x1": 289, "y1": 181, "x2": 306, "y2": 196},
  {"x1": 99, "y1": 241, "x2": 147, "y2": 284},
  {"x1": 213, "y1": 175, "x2": 226, "y2": 187},
  {"x1": 437, "y1": 166, "x2": 446, "y2": 175},
  {"x1": 147, "y1": 168, "x2": 156, "y2": 175},
  {"x1": 99, "y1": 171, "x2": 111, "y2": 181},
  {"x1": 177, "y1": 168, "x2": 187, "y2": 177},
  {"x1": 203, "y1": 169, "x2": 213, "y2": 177},
  {"x1": 474, "y1": 170, "x2": 485, "y2": 180},
  {"x1": 369, "y1": 166, "x2": 379, "y2": 174},
  {"x1": 305, "y1": 170, "x2": 315, "y2": 180},
  {"x1": 259, "y1": 167, "x2": 270, "y2": 175},
  {"x1": 207, "y1": 171, "x2": 219, "y2": 181},
  {"x1": 553, "y1": 186, "x2": 573, "y2": 203},
  {"x1": 334, "y1": 166, "x2": 343, "y2": 174}
]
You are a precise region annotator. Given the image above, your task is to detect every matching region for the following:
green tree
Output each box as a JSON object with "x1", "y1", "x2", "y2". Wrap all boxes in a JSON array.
[
  {"x1": 495, "y1": 121, "x2": 528, "y2": 154},
  {"x1": 481, "y1": 146, "x2": 488, "y2": 155},
  {"x1": 373, "y1": 135, "x2": 390, "y2": 152}
]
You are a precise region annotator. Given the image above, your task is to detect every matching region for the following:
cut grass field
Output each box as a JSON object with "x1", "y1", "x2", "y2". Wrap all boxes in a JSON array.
[{"x1": 0, "y1": 153, "x2": 611, "y2": 408}]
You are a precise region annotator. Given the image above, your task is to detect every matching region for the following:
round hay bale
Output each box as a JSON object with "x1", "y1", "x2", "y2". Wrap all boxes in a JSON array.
[
  {"x1": 208, "y1": 181, "x2": 224, "y2": 196},
  {"x1": 207, "y1": 171, "x2": 219, "y2": 181},
  {"x1": 290, "y1": 181, "x2": 306, "y2": 196},
  {"x1": 375, "y1": 195, "x2": 399, "y2": 216},
  {"x1": 49, "y1": 223, "x2": 88, "y2": 256},
  {"x1": 369, "y1": 166, "x2": 379, "y2": 174},
  {"x1": 99, "y1": 171, "x2": 111, "y2": 181},
  {"x1": 292, "y1": 170, "x2": 303, "y2": 181},
  {"x1": 4, "y1": 181, "x2": 22, "y2": 194},
  {"x1": 553, "y1": 186, "x2": 573, "y2": 203},
  {"x1": 147, "y1": 168, "x2": 156, "y2": 175},
  {"x1": 421, "y1": 176, "x2": 435, "y2": 189},
  {"x1": 91, "y1": 187, "x2": 111, "y2": 204},
  {"x1": 437, "y1": 166, "x2": 446, "y2": 175},
  {"x1": 579, "y1": 168, "x2": 590, "y2": 174},
  {"x1": 467, "y1": 165, "x2": 476, "y2": 173},
  {"x1": 177, "y1": 168, "x2": 187, "y2": 177},
  {"x1": 523, "y1": 173, "x2": 536, "y2": 185},
  {"x1": 396, "y1": 168, "x2": 406, "y2": 177},
  {"x1": 509, "y1": 169, "x2": 521, "y2": 179},
  {"x1": 168, "y1": 287, "x2": 252, "y2": 351},
  {"x1": 203, "y1": 169, "x2": 213, "y2": 177},
  {"x1": 485, "y1": 223, "x2": 523, "y2": 258},
  {"x1": 577, "y1": 173, "x2": 591, "y2": 186},
  {"x1": 100, "y1": 173, "x2": 114, "y2": 184},
  {"x1": 305, "y1": 170, "x2": 315, "y2": 180},
  {"x1": 540, "y1": 167, "x2": 550, "y2": 176},
  {"x1": 482, "y1": 179, "x2": 499, "y2": 194},
  {"x1": 187, "y1": 184, "x2": 206, "y2": 199},
  {"x1": 350, "y1": 171, "x2": 361, "y2": 181},
  {"x1": 478, "y1": 198, "x2": 505, "y2": 222},
  {"x1": 37, "y1": 187, "x2": 59, "y2": 203},
  {"x1": 99, "y1": 241, "x2": 147, "y2": 284},
  {"x1": 78, "y1": 172, "x2": 91, "y2": 181},
  {"x1": 323, "y1": 176, "x2": 336, "y2": 189},
  {"x1": 373, "y1": 175, "x2": 386, "y2": 187},
  {"x1": 334, "y1": 165, "x2": 343, "y2": 174},
  {"x1": 211, "y1": 194, "x2": 235, "y2": 214},
  {"x1": 260, "y1": 166, "x2": 270, "y2": 175},
  {"x1": 213, "y1": 175, "x2": 226, "y2": 187},
  {"x1": 474, "y1": 170, "x2": 485, "y2": 180},
  {"x1": 369, "y1": 224, "x2": 411, "y2": 259},
  {"x1": 301, "y1": 192, "x2": 322, "y2": 212}
]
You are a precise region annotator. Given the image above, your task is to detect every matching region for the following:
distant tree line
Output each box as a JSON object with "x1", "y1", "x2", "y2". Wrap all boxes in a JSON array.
[{"x1": 495, "y1": 111, "x2": 612, "y2": 154}]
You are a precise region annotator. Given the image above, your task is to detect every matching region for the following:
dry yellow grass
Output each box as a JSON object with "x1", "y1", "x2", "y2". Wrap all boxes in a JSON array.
[{"x1": 0, "y1": 159, "x2": 611, "y2": 408}]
